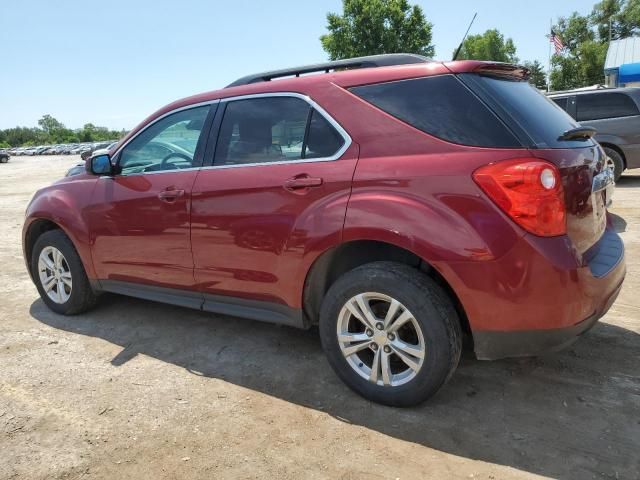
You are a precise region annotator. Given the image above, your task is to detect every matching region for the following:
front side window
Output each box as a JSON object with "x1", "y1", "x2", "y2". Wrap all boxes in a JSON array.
[
  {"x1": 214, "y1": 97, "x2": 346, "y2": 166},
  {"x1": 118, "y1": 105, "x2": 210, "y2": 174},
  {"x1": 576, "y1": 93, "x2": 640, "y2": 121}
]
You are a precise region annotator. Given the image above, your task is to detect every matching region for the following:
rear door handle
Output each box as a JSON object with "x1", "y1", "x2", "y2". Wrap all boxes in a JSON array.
[
  {"x1": 283, "y1": 175, "x2": 323, "y2": 192},
  {"x1": 158, "y1": 188, "x2": 185, "y2": 202}
]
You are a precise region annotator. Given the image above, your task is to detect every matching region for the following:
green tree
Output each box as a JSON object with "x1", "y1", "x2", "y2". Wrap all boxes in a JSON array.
[
  {"x1": 592, "y1": 0, "x2": 640, "y2": 40},
  {"x1": 37, "y1": 114, "x2": 65, "y2": 135},
  {"x1": 320, "y1": 0, "x2": 434, "y2": 60},
  {"x1": 454, "y1": 29, "x2": 518, "y2": 63},
  {"x1": 523, "y1": 60, "x2": 547, "y2": 90}
]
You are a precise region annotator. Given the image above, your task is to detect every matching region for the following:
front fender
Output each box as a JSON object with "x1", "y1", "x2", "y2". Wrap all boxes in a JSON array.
[{"x1": 23, "y1": 177, "x2": 98, "y2": 279}]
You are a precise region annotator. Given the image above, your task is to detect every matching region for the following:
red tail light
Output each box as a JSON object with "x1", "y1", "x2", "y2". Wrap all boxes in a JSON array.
[{"x1": 473, "y1": 158, "x2": 566, "y2": 237}]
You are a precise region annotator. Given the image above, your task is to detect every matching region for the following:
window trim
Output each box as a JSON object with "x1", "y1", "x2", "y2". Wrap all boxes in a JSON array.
[{"x1": 203, "y1": 92, "x2": 352, "y2": 170}]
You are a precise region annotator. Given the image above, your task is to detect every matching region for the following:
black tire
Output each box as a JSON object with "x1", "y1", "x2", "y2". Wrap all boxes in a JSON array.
[
  {"x1": 319, "y1": 262, "x2": 462, "y2": 407},
  {"x1": 603, "y1": 146, "x2": 624, "y2": 182},
  {"x1": 0, "y1": 156, "x2": 8, "y2": 163},
  {"x1": 31, "y1": 229, "x2": 98, "y2": 315}
]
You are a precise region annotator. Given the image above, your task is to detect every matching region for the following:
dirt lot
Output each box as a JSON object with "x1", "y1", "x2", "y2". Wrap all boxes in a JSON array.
[{"x1": 1, "y1": 155, "x2": 638, "y2": 480}]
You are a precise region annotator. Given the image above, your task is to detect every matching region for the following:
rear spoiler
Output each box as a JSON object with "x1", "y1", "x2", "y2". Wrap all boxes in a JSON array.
[{"x1": 444, "y1": 61, "x2": 531, "y2": 81}]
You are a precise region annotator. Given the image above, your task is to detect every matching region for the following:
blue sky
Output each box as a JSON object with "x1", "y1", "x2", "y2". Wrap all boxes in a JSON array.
[{"x1": 0, "y1": 0, "x2": 592, "y2": 130}]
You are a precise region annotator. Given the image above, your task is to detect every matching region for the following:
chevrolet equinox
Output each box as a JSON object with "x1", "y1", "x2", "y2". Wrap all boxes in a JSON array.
[{"x1": 23, "y1": 54, "x2": 625, "y2": 406}]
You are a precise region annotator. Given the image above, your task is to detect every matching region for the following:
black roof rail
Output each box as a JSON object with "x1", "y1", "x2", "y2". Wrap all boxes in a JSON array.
[{"x1": 226, "y1": 53, "x2": 431, "y2": 88}]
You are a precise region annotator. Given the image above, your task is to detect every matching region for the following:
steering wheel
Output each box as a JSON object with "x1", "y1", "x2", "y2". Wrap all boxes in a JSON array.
[{"x1": 160, "y1": 152, "x2": 192, "y2": 169}]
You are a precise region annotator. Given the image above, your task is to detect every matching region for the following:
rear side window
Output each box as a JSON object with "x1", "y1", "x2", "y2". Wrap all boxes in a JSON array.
[
  {"x1": 576, "y1": 93, "x2": 639, "y2": 121},
  {"x1": 350, "y1": 75, "x2": 520, "y2": 148},
  {"x1": 305, "y1": 110, "x2": 345, "y2": 159},
  {"x1": 462, "y1": 74, "x2": 591, "y2": 149}
]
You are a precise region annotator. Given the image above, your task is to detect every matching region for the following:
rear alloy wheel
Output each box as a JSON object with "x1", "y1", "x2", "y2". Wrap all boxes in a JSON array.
[
  {"x1": 337, "y1": 293, "x2": 425, "y2": 387},
  {"x1": 603, "y1": 147, "x2": 624, "y2": 182},
  {"x1": 319, "y1": 262, "x2": 462, "y2": 407}
]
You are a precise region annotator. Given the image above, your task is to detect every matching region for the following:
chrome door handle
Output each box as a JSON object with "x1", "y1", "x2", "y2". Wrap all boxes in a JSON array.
[
  {"x1": 283, "y1": 176, "x2": 323, "y2": 191},
  {"x1": 158, "y1": 189, "x2": 185, "y2": 202}
]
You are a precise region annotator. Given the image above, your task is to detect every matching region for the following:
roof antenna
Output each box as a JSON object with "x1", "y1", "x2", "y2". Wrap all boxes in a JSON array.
[{"x1": 452, "y1": 13, "x2": 478, "y2": 61}]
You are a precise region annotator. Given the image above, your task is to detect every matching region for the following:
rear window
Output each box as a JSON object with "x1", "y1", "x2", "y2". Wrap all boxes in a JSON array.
[
  {"x1": 576, "y1": 92, "x2": 639, "y2": 121},
  {"x1": 350, "y1": 75, "x2": 520, "y2": 148},
  {"x1": 462, "y1": 74, "x2": 592, "y2": 149}
]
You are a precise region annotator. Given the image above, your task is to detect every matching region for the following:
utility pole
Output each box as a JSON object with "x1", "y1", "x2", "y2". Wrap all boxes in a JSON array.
[
  {"x1": 547, "y1": 18, "x2": 552, "y2": 93},
  {"x1": 609, "y1": 17, "x2": 612, "y2": 43}
]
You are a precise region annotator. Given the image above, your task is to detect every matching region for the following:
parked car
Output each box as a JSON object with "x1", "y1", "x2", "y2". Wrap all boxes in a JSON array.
[
  {"x1": 23, "y1": 54, "x2": 624, "y2": 406},
  {"x1": 0, "y1": 150, "x2": 9, "y2": 163},
  {"x1": 548, "y1": 87, "x2": 640, "y2": 181}
]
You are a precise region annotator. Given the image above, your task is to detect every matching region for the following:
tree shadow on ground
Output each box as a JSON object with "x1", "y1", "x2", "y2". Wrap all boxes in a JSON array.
[{"x1": 30, "y1": 295, "x2": 640, "y2": 480}]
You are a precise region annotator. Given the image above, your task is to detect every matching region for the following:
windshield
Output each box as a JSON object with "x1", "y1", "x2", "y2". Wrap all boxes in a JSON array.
[{"x1": 461, "y1": 74, "x2": 595, "y2": 149}]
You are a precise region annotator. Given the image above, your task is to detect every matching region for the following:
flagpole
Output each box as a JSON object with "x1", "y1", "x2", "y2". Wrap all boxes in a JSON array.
[{"x1": 547, "y1": 18, "x2": 552, "y2": 92}]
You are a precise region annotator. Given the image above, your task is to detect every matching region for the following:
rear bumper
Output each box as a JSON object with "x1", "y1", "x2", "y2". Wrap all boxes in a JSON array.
[
  {"x1": 473, "y1": 277, "x2": 623, "y2": 360},
  {"x1": 438, "y1": 224, "x2": 625, "y2": 360}
]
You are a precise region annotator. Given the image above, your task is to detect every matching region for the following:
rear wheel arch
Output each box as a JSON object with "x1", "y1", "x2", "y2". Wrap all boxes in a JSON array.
[{"x1": 302, "y1": 240, "x2": 471, "y2": 338}]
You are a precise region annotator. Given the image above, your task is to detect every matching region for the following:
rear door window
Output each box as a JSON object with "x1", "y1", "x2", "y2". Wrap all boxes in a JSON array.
[
  {"x1": 213, "y1": 97, "x2": 346, "y2": 166},
  {"x1": 350, "y1": 75, "x2": 521, "y2": 148},
  {"x1": 576, "y1": 93, "x2": 640, "y2": 121}
]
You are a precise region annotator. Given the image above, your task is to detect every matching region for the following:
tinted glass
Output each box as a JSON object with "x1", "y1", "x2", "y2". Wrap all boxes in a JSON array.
[
  {"x1": 119, "y1": 106, "x2": 209, "y2": 174},
  {"x1": 552, "y1": 97, "x2": 569, "y2": 112},
  {"x1": 576, "y1": 92, "x2": 639, "y2": 121},
  {"x1": 350, "y1": 75, "x2": 520, "y2": 147},
  {"x1": 462, "y1": 74, "x2": 591, "y2": 149},
  {"x1": 214, "y1": 97, "x2": 310, "y2": 166},
  {"x1": 304, "y1": 109, "x2": 345, "y2": 159}
]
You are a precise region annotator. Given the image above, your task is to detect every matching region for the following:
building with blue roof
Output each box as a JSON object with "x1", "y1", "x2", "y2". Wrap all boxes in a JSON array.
[{"x1": 605, "y1": 37, "x2": 640, "y2": 88}]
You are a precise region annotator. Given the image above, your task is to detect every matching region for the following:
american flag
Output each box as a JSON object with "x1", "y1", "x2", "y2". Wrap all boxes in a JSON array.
[{"x1": 550, "y1": 30, "x2": 565, "y2": 55}]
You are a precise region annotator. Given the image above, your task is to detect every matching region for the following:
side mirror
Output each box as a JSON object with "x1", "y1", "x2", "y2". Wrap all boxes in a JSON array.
[{"x1": 87, "y1": 154, "x2": 113, "y2": 175}]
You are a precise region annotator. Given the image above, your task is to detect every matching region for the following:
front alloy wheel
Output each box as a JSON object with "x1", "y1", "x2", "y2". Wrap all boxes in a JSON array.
[
  {"x1": 31, "y1": 229, "x2": 97, "y2": 315},
  {"x1": 38, "y1": 246, "x2": 72, "y2": 304}
]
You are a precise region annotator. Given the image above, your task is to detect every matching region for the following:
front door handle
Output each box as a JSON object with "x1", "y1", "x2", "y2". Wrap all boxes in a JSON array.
[
  {"x1": 283, "y1": 175, "x2": 323, "y2": 192},
  {"x1": 158, "y1": 189, "x2": 185, "y2": 203}
]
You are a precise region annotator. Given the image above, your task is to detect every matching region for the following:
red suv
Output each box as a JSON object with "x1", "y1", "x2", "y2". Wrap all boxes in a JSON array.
[{"x1": 23, "y1": 54, "x2": 625, "y2": 406}]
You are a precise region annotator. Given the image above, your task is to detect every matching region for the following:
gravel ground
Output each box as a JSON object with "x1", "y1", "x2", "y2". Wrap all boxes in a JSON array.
[{"x1": 1, "y1": 155, "x2": 639, "y2": 480}]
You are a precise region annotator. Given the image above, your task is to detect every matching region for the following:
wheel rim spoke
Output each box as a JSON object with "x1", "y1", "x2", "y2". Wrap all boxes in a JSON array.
[
  {"x1": 56, "y1": 280, "x2": 65, "y2": 303},
  {"x1": 338, "y1": 332, "x2": 370, "y2": 343},
  {"x1": 43, "y1": 276, "x2": 56, "y2": 291},
  {"x1": 391, "y1": 344, "x2": 422, "y2": 372},
  {"x1": 369, "y1": 347, "x2": 381, "y2": 383},
  {"x1": 60, "y1": 274, "x2": 72, "y2": 288},
  {"x1": 380, "y1": 350, "x2": 392, "y2": 386},
  {"x1": 391, "y1": 338, "x2": 425, "y2": 360},
  {"x1": 388, "y1": 309, "x2": 414, "y2": 332},
  {"x1": 42, "y1": 256, "x2": 55, "y2": 271},
  {"x1": 383, "y1": 298, "x2": 400, "y2": 329},
  {"x1": 341, "y1": 339, "x2": 373, "y2": 357}
]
